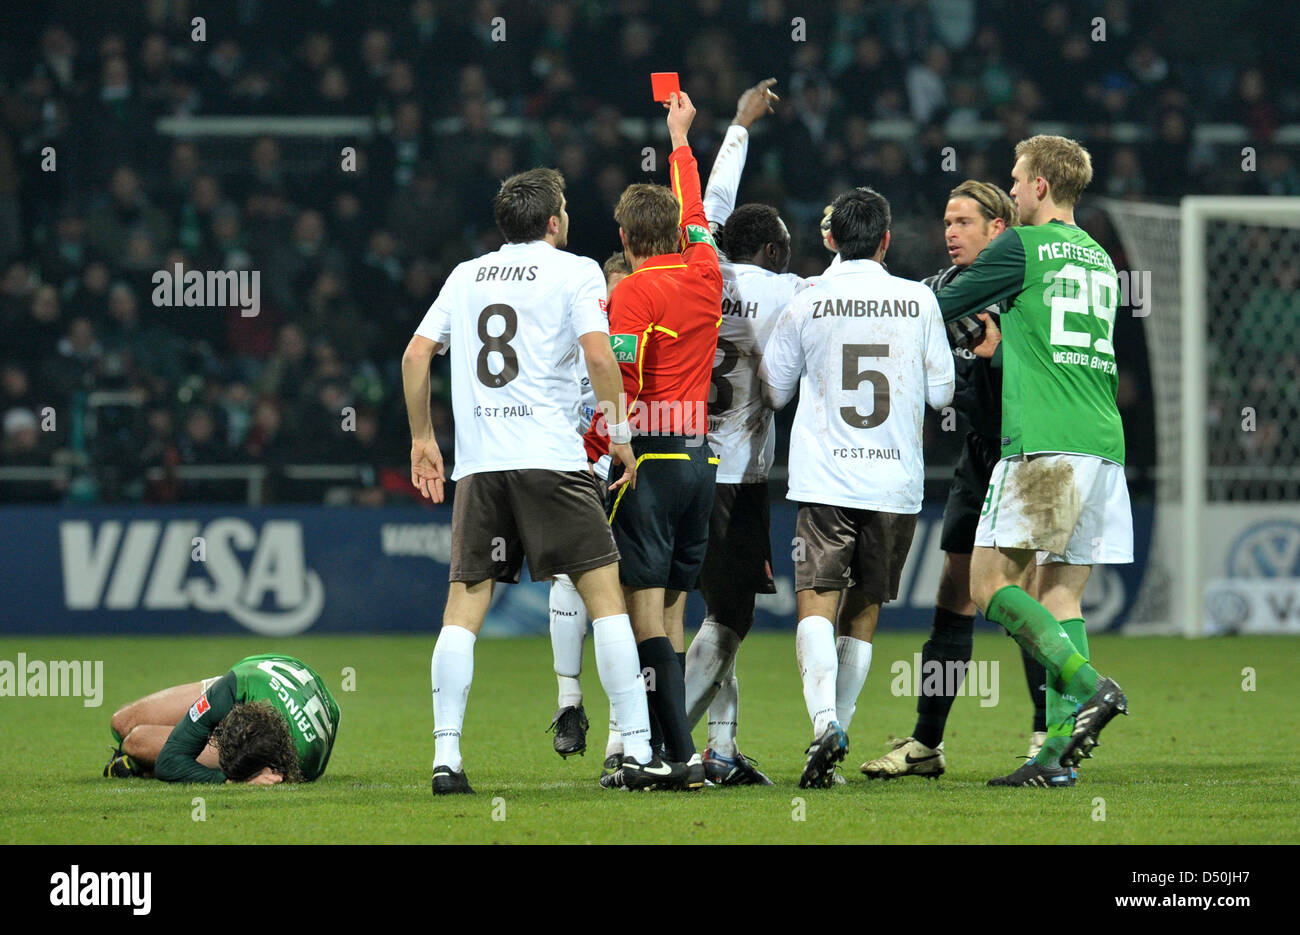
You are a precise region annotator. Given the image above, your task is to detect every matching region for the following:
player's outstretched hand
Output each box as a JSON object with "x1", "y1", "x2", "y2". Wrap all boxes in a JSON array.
[
  {"x1": 247, "y1": 767, "x2": 284, "y2": 785},
  {"x1": 971, "y1": 312, "x2": 1002, "y2": 358},
  {"x1": 411, "y1": 437, "x2": 446, "y2": 503},
  {"x1": 608, "y1": 441, "x2": 638, "y2": 493},
  {"x1": 734, "y1": 78, "x2": 779, "y2": 128},
  {"x1": 666, "y1": 90, "x2": 696, "y2": 145}
]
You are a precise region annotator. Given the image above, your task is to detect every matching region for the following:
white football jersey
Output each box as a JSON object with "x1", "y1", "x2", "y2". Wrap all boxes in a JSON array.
[
  {"x1": 415, "y1": 240, "x2": 608, "y2": 480},
  {"x1": 709, "y1": 261, "x2": 805, "y2": 483},
  {"x1": 573, "y1": 346, "x2": 599, "y2": 434},
  {"x1": 759, "y1": 258, "x2": 954, "y2": 513}
]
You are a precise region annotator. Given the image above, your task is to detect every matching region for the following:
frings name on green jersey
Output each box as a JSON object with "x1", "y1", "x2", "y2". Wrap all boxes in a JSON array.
[
  {"x1": 759, "y1": 259, "x2": 955, "y2": 513},
  {"x1": 232, "y1": 654, "x2": 339, "y2": 781},
  {"x1": 155, "y1": 653, "x2": 340, "y2": 783},
  {"x1": 415, "y1": 240, "x2": 610, "y2": 481},
  {"x1": 709, "y1": 261, "x2": 807, "y2": 483},
  {"x1": 936, "y1": 222, "x2": 1125, "y2": 465}
]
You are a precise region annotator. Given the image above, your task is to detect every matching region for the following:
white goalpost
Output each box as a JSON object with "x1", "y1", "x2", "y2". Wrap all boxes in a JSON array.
[{"x1": 1102, "y1": 195, "x2": 1300, "y2": 636}]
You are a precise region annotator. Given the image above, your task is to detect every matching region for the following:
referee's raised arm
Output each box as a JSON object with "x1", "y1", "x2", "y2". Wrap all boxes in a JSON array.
[
  {"x1": 668, "y1": 91, "x2": 723, "y2": 300},
  {"x1": 578, "y1": 86, "x2": 724, "y2": 788}
]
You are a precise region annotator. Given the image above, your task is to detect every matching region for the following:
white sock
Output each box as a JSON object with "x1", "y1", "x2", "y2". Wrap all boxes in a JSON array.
[
  {"x1": 431, "y1": 624, "x2": 476, "y2": 772},
  {"x1": 591, "y1": 614, "x2": 652, "y2": 763},
  {"x1": 706, "y1": 656, "x2": 738, "y2": 757},
  {"x1": 549, "y1": 575, "x2": 587, "y2": 708},
  {"x1": 796, "y1": 615, "x2": 838, "y2": 735},
  {"x1": 685, "y1": 617, "x2": 741, "y2": 728},
  {"x1": 606, "y1": 725, "x2": 622, "y2": 758},
  {"x1": 556, "y1": 676, "x2": 583, "y2": 709},
  {"x1": 835, "y1": 636, "x2": 873, "y2": 732}
]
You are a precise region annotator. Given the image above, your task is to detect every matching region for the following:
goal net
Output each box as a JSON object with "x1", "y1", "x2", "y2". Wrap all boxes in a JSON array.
[{"x1": 1101, "y1": 196, "x2": 1300, "y2": 635}]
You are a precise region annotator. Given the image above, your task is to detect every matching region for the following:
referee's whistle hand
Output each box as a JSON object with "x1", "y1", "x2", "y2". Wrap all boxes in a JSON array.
[
  {"x1": 410, "y1": 437, "x2": 446, "y2": 503},
  {"x1": 609, "y1": 442, "x2": 637, "y2": 492}
]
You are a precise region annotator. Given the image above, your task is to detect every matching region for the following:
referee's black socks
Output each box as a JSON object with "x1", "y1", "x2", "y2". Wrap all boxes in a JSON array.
[
  {"x1": 638, "y1": 637, "x2": 695, "y2": 762},
  {"x1": 912, "y1": 607, "x2": 975, "y2": 750}
]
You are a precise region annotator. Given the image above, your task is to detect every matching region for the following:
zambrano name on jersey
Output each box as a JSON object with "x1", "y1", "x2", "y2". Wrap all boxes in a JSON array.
[{"x1": 811, "y1": 297, "x2": 922, "y2": 319}]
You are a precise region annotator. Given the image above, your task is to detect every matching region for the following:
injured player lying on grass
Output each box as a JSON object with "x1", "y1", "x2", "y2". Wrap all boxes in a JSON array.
[{"x1": 103, "y1": 653, "x2": 340, "y2": 785}]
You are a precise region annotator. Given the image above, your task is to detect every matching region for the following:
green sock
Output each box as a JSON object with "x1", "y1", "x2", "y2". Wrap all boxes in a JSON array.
[
  {"x1": 1037, "y1": 617, "x2": 1089, "y2": 767},
  {"x1": 985, "y1": 586, "x2": 1100, "y2": 703}
]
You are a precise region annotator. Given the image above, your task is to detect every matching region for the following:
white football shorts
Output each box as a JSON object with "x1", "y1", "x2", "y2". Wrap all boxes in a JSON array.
[{"x1": 975, "y1": 453, "x2": 1133, "y2": 565}]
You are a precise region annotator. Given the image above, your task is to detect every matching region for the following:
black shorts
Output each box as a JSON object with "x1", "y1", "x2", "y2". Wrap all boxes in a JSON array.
[
  {"x1": 939, "y1": 432, "x2": 1002, "y2": 554},
  {"x1": 794, "y1": 503, "x2": 918, "y2": 604},
  {"x1": 450, "y1": 469, "x2": 619, "y2": 583},
  {"x1": 607, "y1": 435, "x2": 717, "y2": 592},
  {"x1": 699, "y1": 482, "x2": 777, "y2": 598}
]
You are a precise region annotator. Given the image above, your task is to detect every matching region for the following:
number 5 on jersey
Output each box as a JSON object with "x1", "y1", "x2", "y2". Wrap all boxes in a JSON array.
[{"x1": 840, "y1": 343, "x2": 890, "y2": 428}]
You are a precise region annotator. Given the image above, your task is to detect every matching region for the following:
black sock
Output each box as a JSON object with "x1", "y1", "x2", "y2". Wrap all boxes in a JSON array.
[
  {"x1": 646, "y1": 706, "x2": 664, "y2": 756},
  {"x1": 912, "y1": 606, "x2": 975, "y2": 749},
  {"x1": 638, "y1": 637, "x2": 695, "y2": 762},
  {"x1": 1021, "y1": 646, "x2": 1048, "y2": 733}
]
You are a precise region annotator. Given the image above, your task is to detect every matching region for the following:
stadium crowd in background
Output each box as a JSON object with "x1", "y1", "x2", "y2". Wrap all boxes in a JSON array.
[{"x1": 0, "y1": 0, "x2": 1296, "y2": 504}]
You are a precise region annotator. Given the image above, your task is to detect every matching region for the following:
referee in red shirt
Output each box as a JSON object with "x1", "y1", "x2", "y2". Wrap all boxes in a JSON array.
[{"x1": 585, "y1": 90, "x2": 721, "y2": 788}]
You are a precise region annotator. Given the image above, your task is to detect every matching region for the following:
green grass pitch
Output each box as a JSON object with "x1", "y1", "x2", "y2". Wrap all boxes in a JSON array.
[{"x1": 2, "y1": 632, "x2": 1296, "y2": 844}]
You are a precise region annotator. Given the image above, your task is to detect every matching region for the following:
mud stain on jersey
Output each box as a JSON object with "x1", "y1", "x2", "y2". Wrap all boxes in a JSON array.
[{"x1": 1007, "y1": 457, "x2": 1079, "y2": 554}]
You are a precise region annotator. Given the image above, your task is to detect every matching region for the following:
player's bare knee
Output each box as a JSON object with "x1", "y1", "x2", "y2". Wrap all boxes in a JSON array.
[
  {"x1": 120, "y1": 725, "x2": 144, "y2": 755},
  {"x1": 111, "y1": 705, "x2": 137, "y2": 741},
  {"x1": 969, "y1": 575, "x2": 1001, "y2": 615}
]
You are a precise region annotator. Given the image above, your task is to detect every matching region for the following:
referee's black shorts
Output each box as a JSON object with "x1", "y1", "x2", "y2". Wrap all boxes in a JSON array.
[
  {"x1": 938, "y1": 431, "x2": 1002, "y2": 554},
  {"x1": 606, "y1": 434, "x2": 717, "y2": 592}
]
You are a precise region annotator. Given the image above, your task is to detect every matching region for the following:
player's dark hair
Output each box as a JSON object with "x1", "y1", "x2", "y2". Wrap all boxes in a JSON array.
[
  {"x1": 211, "y1": 701, "x2": 304, "y2": 783},
  {"x1": 614, "y1": 183, "x2": 679, "y2": 257},
  {"x1": 830, "y1": 187, "x2": 890, "y2": 261},
  {"x1": 493, "y1": 168, "x2": 565, "y2": 243},
  {"x1": 717, "y1": 204, "x2": 787, "y2": 262}
]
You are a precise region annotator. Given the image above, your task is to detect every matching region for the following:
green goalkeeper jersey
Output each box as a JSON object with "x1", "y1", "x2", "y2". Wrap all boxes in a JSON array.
[
  {"x1": 936, "y1": 221, "x2": 1125, "y2": 465},
  {"x1": 155, "y1": 653, "x2": 340, "y2": 783}
]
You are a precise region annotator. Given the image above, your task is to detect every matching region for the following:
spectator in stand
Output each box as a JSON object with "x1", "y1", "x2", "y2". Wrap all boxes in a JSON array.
[
  {"x1": 0, "y1": 4, "x2": 1284, "y2": 503},
  {"x1": 259, "y1": 324, "x2": 311, "y2": 406},
  {"x1": 87, "y1": 166, "x2": 171, "y2": 266}
]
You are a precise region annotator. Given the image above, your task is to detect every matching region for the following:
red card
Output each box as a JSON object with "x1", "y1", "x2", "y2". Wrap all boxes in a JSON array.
[{"x1": 651, "y1": 72, "x2": 680, "y2": 103}]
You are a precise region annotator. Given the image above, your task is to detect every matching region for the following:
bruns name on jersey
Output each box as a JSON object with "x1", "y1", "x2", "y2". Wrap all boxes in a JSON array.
[
  {"x1": 474, "y1": 264, "x2": 539, "y2": 283},
  {"x1": 811, "y1": 297, "x2": 922, "y2": 319}
]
